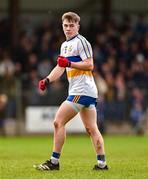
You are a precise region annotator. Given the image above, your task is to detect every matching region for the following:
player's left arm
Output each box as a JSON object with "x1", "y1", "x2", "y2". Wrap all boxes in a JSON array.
[
  {"x1": 57, "y1": 56, "x2": 94, "y2": 71},
  {"x1": 70, "y1": 38, "x2": 94, "y2": 71},
  {"x1": 70, "y1": 58, "x2": 94, "y2": 71},
  {"x1": 57, "y1": 38, "x2": 94, "y2": 71}
]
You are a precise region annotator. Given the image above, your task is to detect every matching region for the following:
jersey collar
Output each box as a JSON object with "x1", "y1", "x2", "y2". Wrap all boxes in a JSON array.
[{"x1": 66, "y1": 34, "x2": 79, "y2": 42}]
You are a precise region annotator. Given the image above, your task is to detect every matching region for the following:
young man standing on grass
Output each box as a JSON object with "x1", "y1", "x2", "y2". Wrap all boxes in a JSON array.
[{"x1": 35, "y1": 11, "x2": 109, "y2": 171}]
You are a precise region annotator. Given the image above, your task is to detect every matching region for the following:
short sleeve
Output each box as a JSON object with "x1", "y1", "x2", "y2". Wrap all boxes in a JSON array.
[
  {"x1": 60, "y1": 43, "x2": 64, "y2": 56},
  {"x1": 77, "y1": 37, "x2": 93, "y2": 60}
]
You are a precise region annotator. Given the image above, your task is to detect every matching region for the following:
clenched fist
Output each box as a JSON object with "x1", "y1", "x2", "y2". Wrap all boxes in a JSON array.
[
  {"x1": 38, "y1": 78, "x2": 49, "y2": 91},
  {"x1": 57, "y1": 56, "x2": 71, "y2": 68}
]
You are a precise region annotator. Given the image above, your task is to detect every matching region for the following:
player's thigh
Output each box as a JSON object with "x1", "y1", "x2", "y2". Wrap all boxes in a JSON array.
[
  {"x1": 80, "y1": 107, "x2": 103, "y2": 137},
  {"x1": 54, "y1": 101, "x2": 78, "y2": 126},
  {"x1": 80, "y1": 107, "x2": 98, "y2": 129}
]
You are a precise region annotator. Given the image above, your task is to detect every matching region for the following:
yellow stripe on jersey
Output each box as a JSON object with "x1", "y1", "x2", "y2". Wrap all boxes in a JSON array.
[{"x1": 67, "y1": 69, "x2": 92, "y2": 78}]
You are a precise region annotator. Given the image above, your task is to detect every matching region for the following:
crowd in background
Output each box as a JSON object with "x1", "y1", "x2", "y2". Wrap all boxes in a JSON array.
[{"x1": 0, "y1": 14, "x2": 148, "y2": 134}]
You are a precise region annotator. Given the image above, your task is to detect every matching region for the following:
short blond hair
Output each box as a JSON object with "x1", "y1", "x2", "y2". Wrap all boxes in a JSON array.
[{"x1": 62, "y1": 12, "x2": 80, "y2": 23}]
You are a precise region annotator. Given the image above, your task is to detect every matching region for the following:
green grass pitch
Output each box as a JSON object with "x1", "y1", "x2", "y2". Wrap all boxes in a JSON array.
[{"x1": 0, "y1": 135, "x2": 148, "y2": 179}]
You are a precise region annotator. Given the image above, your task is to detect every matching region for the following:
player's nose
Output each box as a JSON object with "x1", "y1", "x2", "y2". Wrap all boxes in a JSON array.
[{"x1": 67, "y1": 26, "x2": 71, "y2": 30}]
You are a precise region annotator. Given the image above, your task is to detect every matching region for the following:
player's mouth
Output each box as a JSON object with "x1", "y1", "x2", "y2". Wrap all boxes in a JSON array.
[{"x1": 66, "y1": 31, "x2": 71, "y2": 35}]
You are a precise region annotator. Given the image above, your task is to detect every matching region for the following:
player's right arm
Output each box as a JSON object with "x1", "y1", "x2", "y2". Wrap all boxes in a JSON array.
[
  {"x1": 38, "y1": 65, "x2": 65, "y2": 91},
  {"x1": 46, "y1": 65, "x2": 65, "y2": 82}
]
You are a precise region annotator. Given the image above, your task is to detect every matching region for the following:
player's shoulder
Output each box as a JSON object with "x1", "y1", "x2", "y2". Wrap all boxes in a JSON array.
[
  {"x1": 77, "y1": 34, "x2": 87, "y2": 40},
  {"x1": 60, "y1": 41, "x2": 67, "y2": 49},
  {"x1": 77, "y1": 34, "x2": 91, "y2": 45}
]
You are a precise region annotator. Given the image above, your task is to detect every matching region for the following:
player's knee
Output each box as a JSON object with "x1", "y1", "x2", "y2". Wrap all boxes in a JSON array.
[
  {"x1": 85, "y1": 126, "x2": 96, "y2": 136},
  {"x1": 85, "y1": 127, "x2": 91, "y2": 135},
  {"x1": 54, "y1": 121, "x2": 60, "y2": 129},
  {"x1": 53, "y1": 120, "x2": 63, "y2": 129}
]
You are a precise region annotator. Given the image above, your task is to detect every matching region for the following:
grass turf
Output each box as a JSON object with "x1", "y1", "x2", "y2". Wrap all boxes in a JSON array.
[{"x1": 0, "y1": 135, "x2": 148, "y2": 179}]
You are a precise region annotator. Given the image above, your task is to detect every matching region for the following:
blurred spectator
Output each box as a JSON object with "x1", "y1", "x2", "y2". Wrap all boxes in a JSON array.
[
  {"x1": 129, "y1": 87, "x2": 145, "y2": 133},
  {"x1": 0, "y1": 94, "x2": 8, "y2": 136},
  {"x1": 94, "y1": 70, "x2": 108, "y2": 97},
  {"x1": 104, "y1": 72, "x2": 115, "y2": 101},
  {"x1": 130, "y1": 102, "x2": 144, "y2": 133},
  {"x1": 115, "y1": 72, "x2": 126, "y2": 101},
  {"x1": 0, "y1": 59, "x2": 17, "y2": 120},
  {"x1": 22, "y1": 69, "x2": 42, "y2": 105},
  {"x1": 0, "y1": 50, "x2": 16, "y2": 122},
  {"x1": 0, "y1": 18, "x2": 11, "y2": 48},
  {"x1": 94, "y1": 70, "x2": 108, "y2": 133},
  {"x1": 0, "y1": 50, "x2": 15, "y2": 77},
  {"x1": 27, "y1": 52, "x2": 38, "y2": 72},
  {"x1": 39, "y1": 31, "x2": 52, "y2": 60},
  {"x1": 114, "y1": 72, "x2": 126, "y2": 121},
  {"x1": 135, "y1": 14, "x2": 148, "y2": 36},
  {"x1": 38, "y1": 58, "x2": 53, "y2": 78},
  {"x1": 13, "y1": 32, "x2": 37, "y2": 74}
]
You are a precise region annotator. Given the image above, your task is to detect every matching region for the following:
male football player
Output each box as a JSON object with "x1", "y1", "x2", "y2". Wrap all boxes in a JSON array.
[{"x1": 36, "y1": 12, "x2": 108, "y2": 171}]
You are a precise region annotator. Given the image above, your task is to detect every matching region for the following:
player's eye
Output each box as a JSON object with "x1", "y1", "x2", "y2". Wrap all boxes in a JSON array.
[
  {"x1": 70, "y1": 24, "x2": 74, "y2": 28},
  {"x1": 63, "y1": 24, "x2": 68, "y2": 28}
]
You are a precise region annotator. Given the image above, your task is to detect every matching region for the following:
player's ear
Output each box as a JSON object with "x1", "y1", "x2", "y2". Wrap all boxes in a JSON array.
[{"x1": 78, "y1": 24, "x2": 80, "y2": 30}]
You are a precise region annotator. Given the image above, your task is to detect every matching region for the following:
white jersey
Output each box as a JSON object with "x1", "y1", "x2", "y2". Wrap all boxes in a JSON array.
[{"x1": 60, "y1": 34, "x2": 98, "y2": 98}]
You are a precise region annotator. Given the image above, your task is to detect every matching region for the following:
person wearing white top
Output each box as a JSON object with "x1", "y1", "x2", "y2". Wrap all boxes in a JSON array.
[{"x1": 36, "y1": 12, "x2": 108, "y2": 171}]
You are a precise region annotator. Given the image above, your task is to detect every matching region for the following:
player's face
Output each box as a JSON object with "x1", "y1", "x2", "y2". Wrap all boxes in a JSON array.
[{"x1": 62, "y1": 19, "x2": 79, "y2": 40}]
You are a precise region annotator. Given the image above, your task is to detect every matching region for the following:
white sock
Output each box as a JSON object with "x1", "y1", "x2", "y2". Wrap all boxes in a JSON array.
[
  {"x1": 50, "y1": 156, "x2": 59, "y2": 164},
  {"x1": 97, "y1": 160, "x2": 106, "y2": 168}
]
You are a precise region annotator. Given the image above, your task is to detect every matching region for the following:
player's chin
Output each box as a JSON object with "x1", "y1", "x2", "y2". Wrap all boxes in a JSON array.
[{"x1": 65, "y1": 33, "x2": 72, "y2": 38}]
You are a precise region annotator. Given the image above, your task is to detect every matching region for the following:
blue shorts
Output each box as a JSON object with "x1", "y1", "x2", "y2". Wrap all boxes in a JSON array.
[{"x1": 67, "y1": 95, "x2": 97, "y2": 108}]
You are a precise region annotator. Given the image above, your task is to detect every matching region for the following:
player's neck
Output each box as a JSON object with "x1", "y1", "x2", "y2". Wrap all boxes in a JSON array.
[{"x1": 66, "y1": 33, "x2": 79, "y2": 41}]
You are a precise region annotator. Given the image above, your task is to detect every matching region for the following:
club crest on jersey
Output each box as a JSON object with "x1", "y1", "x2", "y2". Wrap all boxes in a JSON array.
[
  {"x1": 64, "y1": 46, "x2": 68, "y2": 54},
  {"x1": 68, "y1": 45, "x2": 73, "y2": 52},
  {"x1": 64, "y1": 45, "x2": 73, "y2": 55}
]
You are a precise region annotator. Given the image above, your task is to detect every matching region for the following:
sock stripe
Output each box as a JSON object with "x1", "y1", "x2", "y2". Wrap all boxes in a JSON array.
[
  {"x1": 52, "y1": 152, "x2": 60, "y2": 159},
  {"x1": 97, "y1": 155, "x2": 105, "y2": 161}
]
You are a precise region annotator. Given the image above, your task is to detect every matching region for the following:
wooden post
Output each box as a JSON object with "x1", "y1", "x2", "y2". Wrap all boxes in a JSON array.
[
  {"x1": 102, "y1": 0, "x2": 111, "y2": 21},
  {"x1": 9, "y1": 0, "x2": 20, "y2": 49}
]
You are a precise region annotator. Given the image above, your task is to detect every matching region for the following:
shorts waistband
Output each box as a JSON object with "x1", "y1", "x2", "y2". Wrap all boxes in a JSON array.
[{"x1": 67, "y1": 95, "x2": 97, "y2": 107}]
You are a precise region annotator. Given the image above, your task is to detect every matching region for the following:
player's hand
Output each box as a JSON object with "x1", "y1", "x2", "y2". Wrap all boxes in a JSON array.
[
  {"x1": 38, "y1": 78, "x2": 49, "y2": 91},
  {"x1": 57, "y1": 56, "x2": 71, "y2": 68}
]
